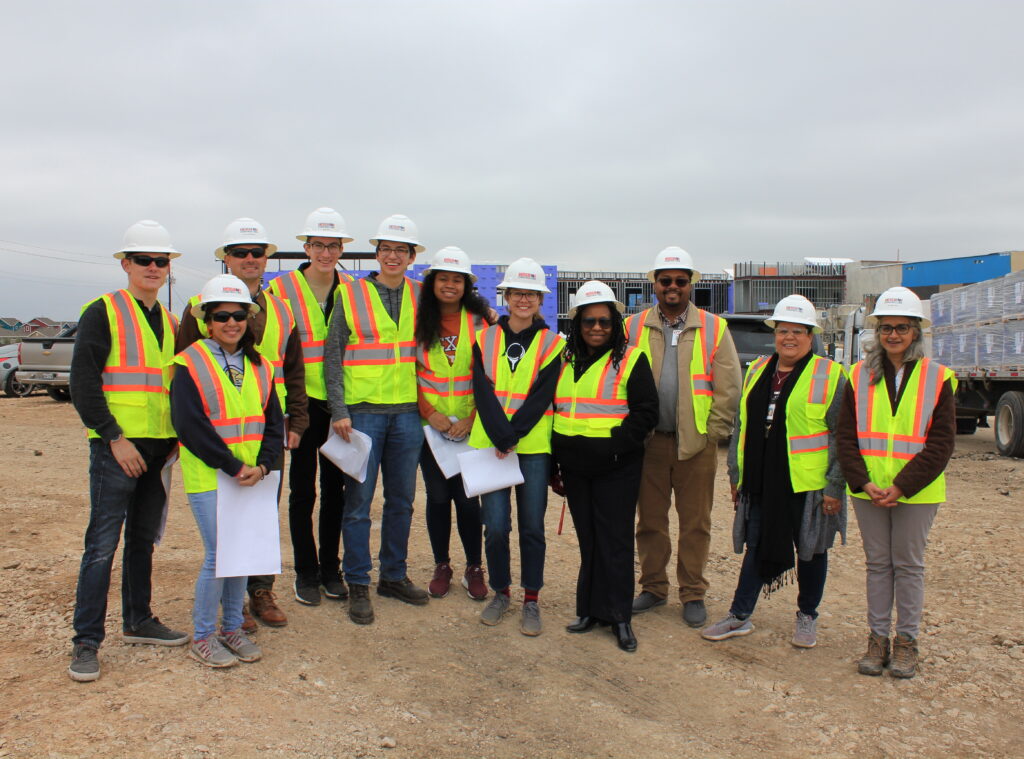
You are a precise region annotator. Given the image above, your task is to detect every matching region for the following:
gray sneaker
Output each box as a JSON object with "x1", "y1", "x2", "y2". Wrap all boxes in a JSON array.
[
  {"x1": 480, "y1": 593, "x2": 511, "y2": 626},
  {"x1": 792, "y1": 612, "x2": 817, "y2": 648},
  {"x1": 189, "y1": 635, "x2": 238, "y2": 668},
  {"x1": 218, "y1": 628, "x2": 262, "y2": 662},
  {"x1": 520, "y1": 601, "x2": 542, "y2": 637},
  {"x1": 701, "y1": 614, "x2": 754, "y2": 641},
  {"x1": 68, "y1": 644, "x2": 100, "y2": 682},
  {"x1": 123, "y1": 617, "x2": 190, "y2": 646}
]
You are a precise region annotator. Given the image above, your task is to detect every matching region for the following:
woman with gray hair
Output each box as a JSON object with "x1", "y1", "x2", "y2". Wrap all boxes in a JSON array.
[{"x1": 838, "y1": 287, "x2": 956, "y2": 679}]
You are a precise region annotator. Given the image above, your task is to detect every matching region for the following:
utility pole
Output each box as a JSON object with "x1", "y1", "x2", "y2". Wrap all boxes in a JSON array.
[{"x1": 167, "y1": 274, "x2": 175, "y2": 310}]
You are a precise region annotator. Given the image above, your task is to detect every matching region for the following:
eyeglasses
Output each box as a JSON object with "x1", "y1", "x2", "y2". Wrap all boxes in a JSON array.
[
  {"x1": 506, "y1": 290, "x2": 540, "y2": 301},
  {"x1": 126, "y1": 255, "x2": 170, "y2": 268},
  {"x1": 581, "y1": 317, "x2": 613, "y2": 328},
  {"x1": 209, "y1": 310, "x2": 248, "y2": 323},
  {"x1": 227, "y1": 247, "x2": 266, "y2": 259},
  {"x1": 775, "y1": 327, "x2": 809, "y2": 337},
  {"x1": 657, "y1": 276, "x2": 690, "y2": 288},
  {"x1": 878, "y1": 323, "x2": 914, "y2": 335},
  {"x1": 307, "y1": 241, "x2": 342, "y2": 253},
  {"x1": 377, "y1": 245, "x2": 411, "y2": 257}
]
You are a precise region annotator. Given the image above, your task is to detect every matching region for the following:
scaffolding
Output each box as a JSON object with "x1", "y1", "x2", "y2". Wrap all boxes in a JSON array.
[{"x1": 732, "y1": 261, "x2": 846, "y2": 314}]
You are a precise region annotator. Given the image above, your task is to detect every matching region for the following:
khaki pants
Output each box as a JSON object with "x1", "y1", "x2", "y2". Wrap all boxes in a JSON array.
[{"x1": 636, "y1": 432, "x2": 717, "y2": 602}]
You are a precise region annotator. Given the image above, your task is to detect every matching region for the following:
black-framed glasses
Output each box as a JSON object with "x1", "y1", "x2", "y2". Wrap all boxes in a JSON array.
[
  {"x1": 209, "y1": 310, "x2": 248, "y2": 323},
  {"x1": 227, "y1": 247, "x2": 267, "y2": 259},
  {"x1": 878, "y1": 323, "x2": 914, "y2": 335},
  {"x1": 581, "y1": 316, "x2": 613, "y2": 328},
  {"x1": 657, "y1": 276, "x2": 690, "y2": 288},
  {"x1": 507, "y1": 290, "x2": 540, "y2": 301},
  {"x1": 127, "y1": 255, "x2": 170, "y2": 268},
  {"x1": 307, "y1": 240, "x2": 343, "y2": 253}
]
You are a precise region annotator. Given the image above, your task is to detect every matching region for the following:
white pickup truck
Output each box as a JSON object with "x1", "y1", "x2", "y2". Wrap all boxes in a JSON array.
[{"x1": 16, "y1": 328, "x2": 76, "y2": 401}]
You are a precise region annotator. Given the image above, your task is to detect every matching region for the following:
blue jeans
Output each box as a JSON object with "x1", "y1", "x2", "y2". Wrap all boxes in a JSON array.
[
  {"x1": 72, "y1": 439, "x2": 172, "y2": 648},
  {"x1": 341, "y1": 411, "x2": 424, "y2": 586},
  {"x1": 479, "y1": 452, "x2": 550, "y2": 592},
  {"x1": 730, "y1": 495, "x2": 828, "y2": 619},
  {"x1": 188, "y1": 490, "x2": 245, "y2": 640}
]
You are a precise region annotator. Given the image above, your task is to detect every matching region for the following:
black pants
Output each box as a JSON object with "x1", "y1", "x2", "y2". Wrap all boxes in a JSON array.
[
  {"x1": 562, "y1": 455, "x2": 643, "y2": 623},
  {"x1": 420, "y1": 446, "x2": 482, "y2": 566},
  {"x1": 287, "y1": 398, "x2": 345, "y2": 580}
]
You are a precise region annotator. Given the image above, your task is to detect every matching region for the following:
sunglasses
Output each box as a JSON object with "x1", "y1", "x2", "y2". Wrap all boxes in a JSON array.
[
  {"x1": 227, "y1": 247, "x2": 267, "y2": 259},
  {"x1": 657, "y1": 276, "x2": 690, "y2": 288},
  {"x1": 581, "y1": 317, "x2": 613, "y2": 328},
  {"x1": 127, "y1": 255, "x2": 170, "y2": 268},
  {"x1": 878, "y1": 323, "x2": 914, "y2": 335},
  {"x1": 209, "y1": 310, "x2": 248, "y2": 323}
]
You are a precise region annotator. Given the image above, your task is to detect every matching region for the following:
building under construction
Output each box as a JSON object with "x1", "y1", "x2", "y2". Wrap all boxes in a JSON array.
[{"x1": 731, "y1": 261, "x2": 846, "y2": 314}]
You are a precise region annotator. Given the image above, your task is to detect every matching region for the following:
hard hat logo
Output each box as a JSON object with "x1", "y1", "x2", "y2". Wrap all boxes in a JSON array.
[
  {"x1": 239, "y1": 227, "x2": 258, "y2": 234},
  {"x1": 317, "y1": 222, "x2": 336, "y2": 230},
  {"x1": 224, "y1": 286, "x2": 244, "y2": 295},
  {"x1": 443, "y1": 257, "x2": 459, "y2": 264},
  {"x1": 387, "y1": 224, "x2": 406, "y2": 233},
  {"x1": 518, "y1": 272, "x2": 537, "y2": 280},
  {"x1": 666, "y1": 256, "x2": 680, "y2": 263}
]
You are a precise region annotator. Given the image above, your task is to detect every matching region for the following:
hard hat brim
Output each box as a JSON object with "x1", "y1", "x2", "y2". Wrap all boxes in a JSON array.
[
  {"x1": 866, "y1": 312, "x2": 931, "y2": 329},
  {"x1": 215, "y1": 242, "x2": 279, "y2": 261},
  {"x1": 369, "y1": 237, "x2": 425, "y2": 254},
  {"x1": 297, "y1": 234, "x2": 356, "y2": 244},
  {"x1": 115, "y1": 247, "x2": 182, "y2": 260},
  {"x1": 568, "y1": 300, "x2": 625, "y2": 319},
  {"x1": 647, "y1": 268, "x2": 702, "y2": 284},
  {"x1": 495, "y1": 281, "x2": 551, "y2": 294},
  {"x1": 425, "y1": 265, "x2": 477, "y2": 283}
]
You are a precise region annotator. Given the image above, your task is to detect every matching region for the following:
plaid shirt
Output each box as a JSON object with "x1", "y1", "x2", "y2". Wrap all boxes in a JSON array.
[{"x1": 657, "y1": 304, "x2": 689, "y2": 330}]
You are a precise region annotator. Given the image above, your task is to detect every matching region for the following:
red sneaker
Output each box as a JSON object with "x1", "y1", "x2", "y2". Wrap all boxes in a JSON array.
[
  {"x1": 428, "y1": 562, "x2": 453, "y2": 598},
  {"x1": 462, "y1": 564, "x2": 488, "y2": 601}
]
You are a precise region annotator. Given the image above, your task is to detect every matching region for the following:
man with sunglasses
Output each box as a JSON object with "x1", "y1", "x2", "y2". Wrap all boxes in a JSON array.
[
  {"x1": 624, "y1": 246, "x2": 741, "y2": 629},
  {"x1": 68, "y1": 220, "x2": 189, "y2": 682},
  {"x1": 176, "y1": 217, "x2": 308, "y2": 629}
]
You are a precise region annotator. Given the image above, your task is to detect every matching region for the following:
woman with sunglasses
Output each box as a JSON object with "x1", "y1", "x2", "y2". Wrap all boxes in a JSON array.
[
  {"x1": 838, "y1": 287, "x2": 955, "y2": 679},
  {"x1": 701, "y1": 295, "x2": 846, "y2": 650},
  {"x1": 171, "y1": 275, "x2": 284, "y2": 668},
  {"x1": 552, "y1": 282, "x2": 657, "y2": 652},
  {"x1": 469, "y1": 257, "x2": 563, "y2": 636},
  {"x1": 415, "y1": 247, "x2": 494, "y2": 600}
]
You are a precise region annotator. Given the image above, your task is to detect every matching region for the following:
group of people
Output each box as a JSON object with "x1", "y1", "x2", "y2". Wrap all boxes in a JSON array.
[{"x1": 65, "y1": 210, "x2": 955, "y2": 684}]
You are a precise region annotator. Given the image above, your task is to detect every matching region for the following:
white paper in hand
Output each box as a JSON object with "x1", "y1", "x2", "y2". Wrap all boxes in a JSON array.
[
  {"x1": 457, "y1": 448, "x2": 525, "y2": 498},
  {"x1": 424, "y1": 424, "x2": 474, "y2": 479},
  {"x1": 215, "y1": 470, "x2": 282, "y2": 578},
  {"x1": 319, "y1": 428, "x2": 372, "y2": 483}
]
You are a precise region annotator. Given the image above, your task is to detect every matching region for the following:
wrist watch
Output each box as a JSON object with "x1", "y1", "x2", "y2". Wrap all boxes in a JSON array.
[{"x1": 110, "y1": 434, "x2": 123, "y2": 444}]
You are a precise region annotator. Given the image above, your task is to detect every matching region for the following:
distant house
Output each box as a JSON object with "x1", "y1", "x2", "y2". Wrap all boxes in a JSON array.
[
  {"x1": 26, "y1": 317, "x2": 59, "y2": 330},
  {"x1": 0, "y1": 317, "x2": 21, "y2": 331}
]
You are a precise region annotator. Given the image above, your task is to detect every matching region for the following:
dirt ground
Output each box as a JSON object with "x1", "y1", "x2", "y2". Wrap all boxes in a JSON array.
[{"x1": 1, "y1": 394, "x2": 1022, "y2": 759}]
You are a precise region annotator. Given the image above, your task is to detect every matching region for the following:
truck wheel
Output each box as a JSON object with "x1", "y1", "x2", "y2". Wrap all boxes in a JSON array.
[
  {"x1": 955, "y1": 417, "x2": 978, "y2": 435},
  {"x1": 46, "y1": 386, "x2": 72, "y2": 402},
  {"x1": 995, "y1": 392, "x2": 1024, "y2": 458},
  {"x1": 4, "y1": 373, "x2": 35, "y2": 397}
]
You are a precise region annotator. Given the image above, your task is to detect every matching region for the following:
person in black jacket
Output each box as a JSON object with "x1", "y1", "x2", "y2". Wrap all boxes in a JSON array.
[{"x1": 552, "y1": 282, "x2": 658, "y2": 652}]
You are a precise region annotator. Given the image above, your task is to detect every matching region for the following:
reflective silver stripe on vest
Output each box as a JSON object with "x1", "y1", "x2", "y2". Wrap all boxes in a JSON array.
[
  {"x1": 625, "y1": 313, "x2": 642, "y2": 348},
  {"x1": 892, "y1": 439, "x2": 925, "y2": 456},
  {"x1": 692, "y1": 378, "x2": 713, "y2": 393},
  {"x1": 854, "y1": 363, "x2": 873, "y2": 433},
  {"x1": 100, "y1": 369, "x2": 164, "y2": 389},
  {"x1": 183, "y1": 344, "x2": 271, "y2": 444},
  {"x1": 807, "y1": 358, "x2": 832, "y2": 405},
  {"x1": 914, "y1": 359, "x2": 944, "y2": 438},
  {"x1": 790, "y1": 433, "x2": 829, "y2": 453},
  {"x1": 563, "y1": 399, "x2": 629, "y2": 417},
  {"x1": 110, "y1": 289, "x2": 142, "y2": 366},
  {"x1": 274, "y1": 273, "x2": 314, "y2": 344}
]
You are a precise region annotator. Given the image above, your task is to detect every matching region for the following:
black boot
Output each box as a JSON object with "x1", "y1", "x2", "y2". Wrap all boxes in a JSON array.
[{"x1": 613, "y1": 622, "x2": 637, "y2": 652}]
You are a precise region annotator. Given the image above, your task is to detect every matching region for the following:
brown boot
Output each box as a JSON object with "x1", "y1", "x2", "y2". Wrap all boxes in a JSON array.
[
  {"x1": 250, "y1": 589, "x2": 288, "y2": 627},
  {"x1": 241, "y1": 603, "x2": 258, "y2": 634},
  {"x1": 857, "y1": 632, "x2": 890, "y2": 676},
  {"x1": 889, "y1": 632, "x2": 919, "y2": 678}
]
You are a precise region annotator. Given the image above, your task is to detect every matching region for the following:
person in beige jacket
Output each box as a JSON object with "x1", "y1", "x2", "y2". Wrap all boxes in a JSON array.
[{"x1": 624, "y1": 246, "x2": 741, "y2": 628}]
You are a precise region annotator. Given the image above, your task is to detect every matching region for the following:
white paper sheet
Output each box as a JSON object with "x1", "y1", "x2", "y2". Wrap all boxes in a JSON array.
[
  {"x1": 424, "y1": 424, "x2": 475, "y2": 479},
  {"x1": 155, "y1": 451, "x2": 178, "y2": 546},
  {"x1": 215, "y1": 470, "x2": 282, "y2": 578},
  {"x1": 457, "y1": 448, "x2": 525, "y2": 498},
  {"x1": 319, "y1": 428, "x2": 372, "y2": 483}
]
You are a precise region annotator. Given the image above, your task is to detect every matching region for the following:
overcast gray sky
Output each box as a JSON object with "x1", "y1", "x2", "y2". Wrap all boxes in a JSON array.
[{"x1": 2, "y1": 1, "x2": 1023, "y2": 319}]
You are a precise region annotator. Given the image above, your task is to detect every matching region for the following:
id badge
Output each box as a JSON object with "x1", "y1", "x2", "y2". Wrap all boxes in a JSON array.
[{"x1": 671, "y1": 329, "x2": 682, "y2": 346}]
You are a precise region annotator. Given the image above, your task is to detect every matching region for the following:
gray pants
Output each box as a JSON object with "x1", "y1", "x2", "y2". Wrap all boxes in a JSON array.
[{"x1": 852, "y1": 497, "x2": 938, "y2": 638}]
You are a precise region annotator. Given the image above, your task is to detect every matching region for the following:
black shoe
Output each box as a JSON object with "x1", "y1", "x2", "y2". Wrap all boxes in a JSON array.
[
  {"x1": 683, "y1": 599, "x2": 707, "y2": 628},
  {"x1": 294, "y1": 575, "x2": 322, "y2": 606},
  {"x1": 69, "y1": 644, "x2": 100, "y2": 682},
  {"x1": 566, "y1": 616, "x2": 600, "y2": 634},
  {"x1": 377, "y1": 577, "x2": 429, "y2": 606},
  {"x1": 632, "y1": 591, "x2": 666, "y2": 614},
  {"x1": 122, "y1": 617, "x2": 189, "y2": 646},
  {"x1": 320, "y1": 571, "x2": 348, "y2": 600},
  {"x1": 348, "y1": 584, "x2": 375, "y2": 625},
  {"x1": 614, "y1": 622, "x2": 638, "y2": 652}
]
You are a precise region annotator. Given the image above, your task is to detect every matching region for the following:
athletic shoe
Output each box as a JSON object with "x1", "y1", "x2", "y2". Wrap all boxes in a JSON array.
[
  {"x1": 792, "y1": 611, "x2": 817, "y2": 648},
  {"x1": 294, "y1": 575, "x2": 321, "y2": 606},
  {"x1": 701, "y1": 614, "x2": 754, "y2": 641},
  {"x1": 189, "y1": 636, "x2": 237, "y2": 668},
  {"x1": 320, "y1": 571, "x2": 348, "y2": 600},
  {"x1": 462, "y1": 564, "x2": 488, "y2": 600},
  {"x1": 480, "y1": 593, "x2": 511, "y2": 626},
  {"x1": 218, "y1": 629, "x2": 262, "y2": 663},
  {"x1": 428, "y1": 563, "x2": 453, "y2": 598},
  {"x1": 68, "y1": 644, "x2": 100, "y2": 682},
  {"x1": 122, "y1": 617, "x2": 189, "y2": 646},
  {"x1": 632, "y1": 591, "x2": 666, "y2": 614},
  {"x1": 520, "y1": 601, "x2": 542, "y2": 637}
]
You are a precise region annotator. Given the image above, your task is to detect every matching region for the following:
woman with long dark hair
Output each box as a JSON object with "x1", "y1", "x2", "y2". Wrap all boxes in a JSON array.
[
  {"x1": 553, "y1": 281, "x2": 657, "y2": 652},
  {"x1": 415, "y1": 247, "x2": 493, "y2": 600}
]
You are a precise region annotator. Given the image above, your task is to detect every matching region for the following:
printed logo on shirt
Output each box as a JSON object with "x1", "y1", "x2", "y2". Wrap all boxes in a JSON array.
[{"x1": 505, "y1": 341, "x2": 525, "y2": 370}]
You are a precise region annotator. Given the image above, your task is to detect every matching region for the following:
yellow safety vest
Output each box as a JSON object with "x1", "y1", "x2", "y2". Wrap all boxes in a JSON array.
[
  {"x1": 468, "y1": 325, "x2": 564, "y2": 454},
  {"x1": 337, "y1": 277, "x2": 421, "y2": 406},
  {"x1": 267, "y1": 270, "x2": 348, "y2": 401},
  {"x1": 82, "y1": 289, "x2": 177, "y2": 439},
  {"x1": 624, "y1": 307, "x2": 726, "y2": 435},
  {"x1": 849, "y1": 358, "x2": 956, "y2": 504},
  {"x1": 173, "y1": 340, "x2": 274, "y2": 494},
  {"x1": 415, "y1": 309, "x2": 482, "y2": 422},
  {"x1": 553, "y1": 347, "x2": 643, "y2": 438},
  {"x1": 736, "y1": 354, "x2": 842, "y2": 493},
  {"x1": 187, "y1": 291, "x2": 295, "y2": 409}
]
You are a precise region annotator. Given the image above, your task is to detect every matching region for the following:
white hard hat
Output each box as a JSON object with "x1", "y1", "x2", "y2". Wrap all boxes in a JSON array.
[
  {"x1": 764, "y1": 294, "x2": 821, "y2": 333},
  {"x1": 190, "y1": 274, "x2": 261, "y2": 318},
  {"x1": 369, "y1": 214, "x2": 425, "y2": 253},
  {"x1": 496, "y1": 257, "x2": 550, "y2": 293},
  {"x1": 647, "y1": 246, "x2": 701, "y2": 284},
  {"x1": 215, "y1": 217, "x2": 278, "y2": 261},
  {"x1": 296, "y1": 207, "x2": 355, "y2": 243},
  {"x1": 568, "y1": 280, "x2": 625, "y2": 319},
  {"x1": 869, "y1": 286, "x2": 930, "y2": 328},
  {"x1": 116, "y1": 220, "x2": 181, "y2": 259},
  {"x1": 425, "y1": 246, "x2": 477, "y2": 282}
]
